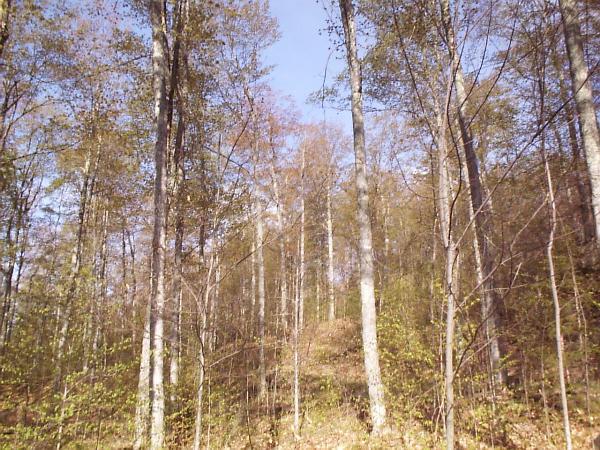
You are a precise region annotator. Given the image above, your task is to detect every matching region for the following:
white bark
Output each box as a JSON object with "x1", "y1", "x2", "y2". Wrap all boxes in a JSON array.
[
  {"x1": 293, "y1": 254, "x2": 301, "y2": 437},
  {"x1": 255, "y1": 199, "x2": 267, "y2": 398},
  {"x1": 270, "y1": 158, "x2": 288, "y2": 334},
  {"x1": 559, "y1": 0, "x2": 600, "y2": 244},
  {"x1": 133, "y1": 298, "x2": 152, "y2": 450},
  {"x1": 148, "y1": 0, "x2": 169, "y2": 446},
  {"x1": 434, "y1": 101, "x2": 457, "y2": 450},
  {"x1": 299, "y1": 145, "x2": 305, "y2": 330},
  {"x1": 326, "y1": 176, "x2": 335, "y2": 321},
  {"x1": 338, "y1": 0, "x2": 387, "y2": 434}
]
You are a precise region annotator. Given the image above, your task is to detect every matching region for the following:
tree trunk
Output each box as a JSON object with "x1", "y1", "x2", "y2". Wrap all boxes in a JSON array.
[
  {"x1": 542, "y1": 143, "x2": 573, "y2": 450},
  {"x1": 148, "y1": 0, "x2": 170, "y2": 446},
  {"x1": 169, "y1": 103, "x2": 186, "y2": 407},
  {"x1": 255, "y1": 198, "x2": 267, "y2": 399},
  {"x1": 293, "y1": 248, "x2": 301, "y2": 438},
  {"x1": 133, "y1": 295, "x2": 152, "y2": 450},
  {"x1": 269, "y1": 157, "x2": 288, "y2": 335},
  {"x1": 434, "y1": 97, "x2": 458, "y2": 450},
  {"x1": 555, "y1": 57, "x2": 595, "y2": 243},
  {"x1": 327, "y1": 176, "x2": 335, "y2": 321},
  {"x1": 439, "y1": 0, "x2": 505, "y2": 387},
  {"x1": 338, "y1": 0, "x2": 387, "y2": 434},
  {"x1": 559, "y1": 0, "x2": 600, "y2": 245},
  {"x1": 299, "y1": 145, "x2": 305, "y2": 330}
]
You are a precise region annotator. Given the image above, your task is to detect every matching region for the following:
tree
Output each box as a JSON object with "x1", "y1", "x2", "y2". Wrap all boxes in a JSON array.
[
  {"x1": 147, "y1": 0, "x2": 170, "y2": 447},
  {"x1": 559, "y1": 0, "x2": 600, "y2": 246},
  {"x1": 338, "y1": 0, "x2": 387, "y2": 434}
]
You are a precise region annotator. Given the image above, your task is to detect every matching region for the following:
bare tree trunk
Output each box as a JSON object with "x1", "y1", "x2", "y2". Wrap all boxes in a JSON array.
[
  {"x1": 127, "y1": 230, "x2": 138, "y2": 351},
  {"x1": 169, "y1": 106, "x2": 186, "y2": 407},
  {"x1": 326, "y1": 179, "x2": 335, "y2": 321},
  {"x1": 148, "y1": 0, "x2": 170, "y2": 446},
  {"x1": 293, "y1": 248, "x2": 301, "y2": 438},
  {"x1": 542, "y1": 145, "x2": 573, "y2": 450},
  {"x1": 133, "y1": 294, "x2": 152, "y2": 450},
  {"x1": 192, "y1": 256, "x2": 214, "y2": 450},
  {"x1": 210, "y1": 254, "x2": 220, "y2": 352},
  {"x1": 434, "y1": 96, "x2": 457, "y2": 450},
  {"x1": 559, "y1": 0, "x2": 600, "y2": 245},
  {"x1": 299, "y1": 145, "x2": 305, "y2": 330},
  {"x1": 380, "y1": 195, "x2": 390, "y2": 312},
  {"x1": 555, "y1": 57, "x2": 595, "y2": 243},
  {"x1": 338, "y1": 0, "x2": 387, "y2": 434},
  {"x1": 250, "y1": 237, "x2": 256, "y2": 335},
  {"x1": 270, "y1": 157, "x2": 288, "y2": 334},
  {"x1": 568, "y1": 249, "x2": 590, "y2": 419},
  {"x1": 255, "y1": 198, "x2": 267, "y2": 399},
  {"x1": 439, "y1": 0, "x2": 505, "y2": 387}
]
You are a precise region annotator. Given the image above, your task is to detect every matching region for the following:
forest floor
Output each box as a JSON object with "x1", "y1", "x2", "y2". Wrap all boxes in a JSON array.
[
  {"x1": 1, "y1": 318, "x2": 599, "y2": 449},
  {"x1": 219, "y1": 318, "x2": 600, "y2": 450}
]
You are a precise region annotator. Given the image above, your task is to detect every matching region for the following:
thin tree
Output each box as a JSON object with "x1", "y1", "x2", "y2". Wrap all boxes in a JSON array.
[
  {"x1": 438, "y1": 0, "x2": 505, "y2": 387},
  {"x1": 338, "y1": 0, "x2": 387, "y2": 434}
]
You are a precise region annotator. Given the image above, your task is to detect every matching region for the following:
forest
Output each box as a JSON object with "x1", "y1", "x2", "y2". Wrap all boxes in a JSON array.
[{"x1": 0, "y1": 0, "x2": 599, "y2": 448}]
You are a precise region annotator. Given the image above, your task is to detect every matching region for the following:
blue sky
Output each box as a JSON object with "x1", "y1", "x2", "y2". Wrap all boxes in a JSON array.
[{"x1": 264, "y1": 0, "x2": 351, "y2": 130}]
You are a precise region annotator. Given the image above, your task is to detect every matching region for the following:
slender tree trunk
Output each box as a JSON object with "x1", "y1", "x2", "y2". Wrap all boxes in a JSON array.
[
  {"x1": 293, "y1": 248, "x2": 301, "y2": 438},
  {"x1": 299, "y1": 145, "x2": 305, "y2": 330},
  {"x1": 559, "y1": 0, "x2": 600, "y2": 245},
  {"x1": 210, "y1": 255, "x2": 220, "y2": 352},
  {"x1": 542, "y1": 145, "x2": 573, "y2": 450},
  {"x1": 568, "y1": 249, "x2": 590, "y2": 419},
  {"x1": 270, "y1": 157, "x2": 288, "y2": 334},
  {"x1": 434, "y1": 97, "x2": 457, "y2": 450},
  {"x1": 169, "y1": 105, "x2": 186, "y2": 407},
  {"x1": 326, "y1": 177, "x2": 335, "y2": 321},
  {"x1": 537, "y1": 42, "x2": 573, "y2": 448},
  {"x1": 133, "y1": 295, "x2": 152, "y2": 450},
  {"x1": 380, "y1": 195, "x2": 390, "y2": 312},
  {"x1": 192, "y1": 256, "x2": 214, "y2": 450},
  {"x1": 439, "y1": 0, "x2": 505, "y2": 387},
  {"x1": 338, "y1": 0, "x2": 387, "y2": 434},
  {"x1": 255, "y1": 198, "x2": 267, "y2": 399},
  {"x1": 148, "y1": 0, "x2": 170, "y2": 446},
  {"x1": 127, "y1": 230, "x2": 138, "y2": 351},
  {"x1": 250, "y1": 237, "x2": 256, "y2": 335}
]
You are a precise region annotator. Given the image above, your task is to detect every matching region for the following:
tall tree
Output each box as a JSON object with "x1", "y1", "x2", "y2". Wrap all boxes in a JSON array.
[
  {"x1": 338, "y1": 0, "x2": 387, "y2": 434},
  {"x1": 558, "y1": 0, "x2": 600, "y2": 245},
  {"x1": 438, "y1": 0, "x2": 505, "y2": 387},
  {"x1": 148, "y1": 0, "x2": 170, "y2": 447}
]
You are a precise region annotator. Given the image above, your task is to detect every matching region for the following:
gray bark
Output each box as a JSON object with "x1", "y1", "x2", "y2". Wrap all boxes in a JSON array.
[
  {"x1": 542, "y1": 142, "x2": 573, "y2": 450},
  {"x1": 439, "y1": 0, "x2": 505, "y2": 387},
  {"x1": 559, "y1": 0, "x2": 600, "y2": 245},
  {"x1": 192, "y1": 255, "x2": 214, "y2": 450},
  {"x1": 434, "y1": 100, "x2": 457, "y2": 450},
  {"x1": 148, "y1": 0, "x2": 170, "y2": 446},
  {"x1": 338, "y1": 0, "x2": 387, "y2": 434}
]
